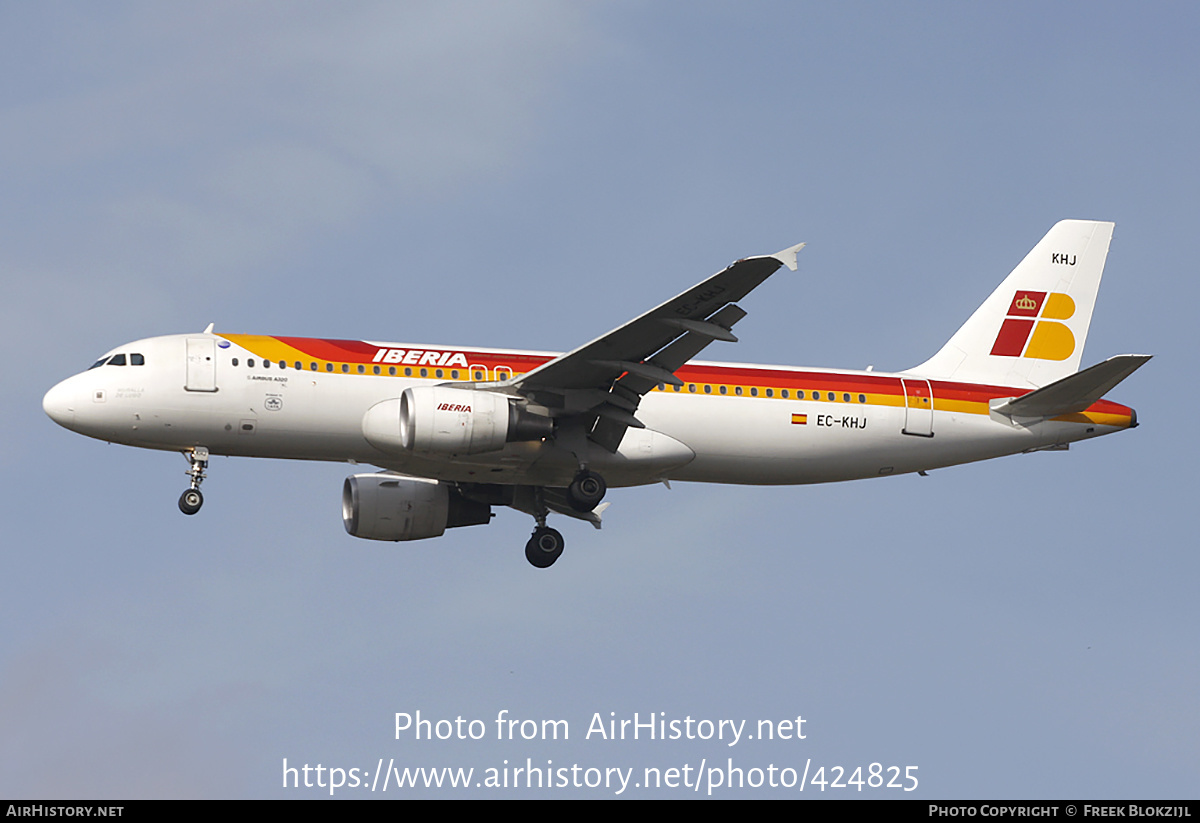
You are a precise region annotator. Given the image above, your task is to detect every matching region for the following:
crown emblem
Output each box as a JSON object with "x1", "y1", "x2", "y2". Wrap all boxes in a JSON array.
[{"x1": 1015, "y1": 295, "x2": 1037, "y2": 311}]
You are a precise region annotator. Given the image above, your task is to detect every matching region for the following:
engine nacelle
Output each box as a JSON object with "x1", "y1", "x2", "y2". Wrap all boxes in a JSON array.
[
  {"x1": 342, "y1": 473, "x2": 491, "y2": 541},
  {"x1": 360, "y1": 386, "x2": 554, "y2": 456},
  {"x1": 400, "y1": 386, "x2": 510, "y2": 454}
]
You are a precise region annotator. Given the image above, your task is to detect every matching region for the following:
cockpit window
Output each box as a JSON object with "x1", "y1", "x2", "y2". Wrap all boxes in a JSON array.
[
  {"x1": 131, "y1": 353, "x2": 145, "y2": 365},
  {"x1": 88, "y1": 357, "x2": 109, "y2": 370},
  {"x1": 108, "y1": 354, "x2": 127, "y2": 366}
]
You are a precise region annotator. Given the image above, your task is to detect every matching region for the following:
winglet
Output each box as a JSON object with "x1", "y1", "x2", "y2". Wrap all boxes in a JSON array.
[{"x1": 770, "y1": 242, "x2": 806, "y2": 272}]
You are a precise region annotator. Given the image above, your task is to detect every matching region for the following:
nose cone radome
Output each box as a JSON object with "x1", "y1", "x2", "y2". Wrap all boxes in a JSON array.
[{"x1": 43, "y1": 379, "x2": 77, "y2": 429}]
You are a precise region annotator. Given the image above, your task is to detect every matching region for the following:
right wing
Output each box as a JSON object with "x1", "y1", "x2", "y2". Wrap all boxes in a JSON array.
[{"x1": 511, "y1": 243, "x2": 804, "y2": 451}]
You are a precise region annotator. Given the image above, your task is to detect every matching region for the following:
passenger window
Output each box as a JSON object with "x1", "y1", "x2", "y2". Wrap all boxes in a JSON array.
[
  {"x1": 248, "y1": 358, "x2": 255, "y2": 367},
  {"x1": 325, "y1": 363, "x2": 333, "y2": 372},
  {"x1": 310, "y1": 362, "x2": 317, "y2": 371},
  {"x1": 388, "y1": 366, "x2": 396, "y2": 375},
  {"x1": 843, "y1": 393, "x2": 851, "y2": 402},
  {"x1": 435, "y1": 369, "x2": 444, "y2": 378},
  {"x1": 264, "y1": 360, "x2": 271, "y2": 369},
  {"x1": 474, "y1": 370, "x2": 484, "y2": 380},
  {"x1": 750, "y1": 387, "x2": 758, "y2": 397},
  {"x1": 131, "y1": 353, "x2": 145, "y2": 365},
  {"x1": 858, "y1": 394, "x2": 866, "y2": 403},
  {"x1": 109, "y1": 354, "x2": 127, "y2": 366},
  {"x1": 295, "y1": 362, "x2": 302, "y2": 370},
  {"x1": 827, "y1": 392, "x2": 835, "y2": 401},
  {"x1": 341, "y1": 364, "x2": 349, "y2": 373},
  {"x1": 797, "y1": 390, "x2": 804, "y2": 399},
  {"x1": 781, "y1": 389, "x2": 789, "y2": 398},
  {"x1": 373, "y1": 365, "x2": 381, "y2": 375},
  {"x1": 419, "y1": 368, "x2": 428, "y2": 377},
  {"x1": 279, "y1": 360, "x2": 287, "y2": 369},
  {"x1": 735, "y1": 386, "x2": 743, "y2": 396},
  {"x1": 765, "y1": 388, "x2": 773, "y2": 397},
  {"x1": 232, "y1": 358, "x2": 239, "y2": 367},
  {"x1": 357, "y1": 365, "x2": 365, "y2": 374},
  {"x1": 688, "y1": 384, "x2": 696, "y2": 393}
]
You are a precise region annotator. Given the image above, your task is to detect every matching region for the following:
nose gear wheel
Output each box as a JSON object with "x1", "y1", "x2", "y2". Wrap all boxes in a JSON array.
[{"x1": 179, "y1": 447, "x2": 210, "y2": 515}]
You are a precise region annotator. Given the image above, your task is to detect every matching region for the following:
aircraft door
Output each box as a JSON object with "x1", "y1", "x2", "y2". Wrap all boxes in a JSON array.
[
  {"x1": 186, "y1": 338, "x2": 217, "y2": 392},
  {"x1": 901, "y1": 378, "x2": 933, "y2": 437}
]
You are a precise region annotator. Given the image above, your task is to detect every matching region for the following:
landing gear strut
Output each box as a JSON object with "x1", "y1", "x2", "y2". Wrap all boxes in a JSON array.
[
  {"x1": 178, "y1": 447, "x2": 209, "y2": 515},
  {"x1": 566, "y1": 469, "x2": 606, "y2": 512},
  {"x1": 524, "y1": 487, "x2": 565, "y2": 568}
]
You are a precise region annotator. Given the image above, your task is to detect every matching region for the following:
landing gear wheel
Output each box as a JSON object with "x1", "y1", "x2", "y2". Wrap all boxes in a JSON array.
[
  {"x1": 178, "y1": 488, "x2": 204, "y2": 515},
  {"x1": 525, "y1": 526, "x2": 564, "y2": 568},
  {"x1": 566, "y1": 470, "x2": 606, "y2": 512},
  {"x1": 180, "y1": 447, "x2": 210, "y2": 515}
]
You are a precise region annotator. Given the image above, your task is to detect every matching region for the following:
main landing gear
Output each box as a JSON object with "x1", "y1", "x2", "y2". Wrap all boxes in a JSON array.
[
  {"x1": 523, "y1": 469, "x2": 608, "y2": 568},
  {"x1": 178, "y1": 447, "x2": 209, "y2": 515},
  {"x1": 524, "y1": 487, "x2": 563, "y2": 568},
  {"x1": 566, "y1": 469, "x2": 606, "y2": 512},
  {"x1": 525, "y1": 526, "x2": 564, "y2": 569}
]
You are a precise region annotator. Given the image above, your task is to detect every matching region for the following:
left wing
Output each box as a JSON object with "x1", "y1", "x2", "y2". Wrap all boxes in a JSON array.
[{"x1": 511, "y1": 243, "x2": 804, "y2": 451}]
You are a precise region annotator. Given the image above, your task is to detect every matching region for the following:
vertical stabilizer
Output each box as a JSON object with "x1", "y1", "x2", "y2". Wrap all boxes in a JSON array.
[{"x1": 910, "y1": 220, "x2": 1114, "y2": 389}]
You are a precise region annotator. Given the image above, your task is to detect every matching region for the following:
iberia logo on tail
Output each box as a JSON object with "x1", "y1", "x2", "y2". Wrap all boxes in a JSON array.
[{"x1": 990, "y1": 290, "x2": 1076, "y2": 361}]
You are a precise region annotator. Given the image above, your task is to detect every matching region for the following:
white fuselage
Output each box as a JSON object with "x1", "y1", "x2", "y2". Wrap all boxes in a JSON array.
[{"x1": 42, "y1": 332, "x2": 1134, "y2": 490}]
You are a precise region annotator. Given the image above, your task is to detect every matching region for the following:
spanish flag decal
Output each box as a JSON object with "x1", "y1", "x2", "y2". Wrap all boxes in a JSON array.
[{"x1": 791, "y1": 413, "x2": 808, "y2": 425}]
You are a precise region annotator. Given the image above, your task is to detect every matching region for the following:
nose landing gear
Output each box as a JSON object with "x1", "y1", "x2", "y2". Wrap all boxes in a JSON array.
[
  {"x1": 178, "y1": 488, "x2": 203, "y2": 515},
  {"x1": 178, "y1": 447, "x2": 209, "y2": 515}
]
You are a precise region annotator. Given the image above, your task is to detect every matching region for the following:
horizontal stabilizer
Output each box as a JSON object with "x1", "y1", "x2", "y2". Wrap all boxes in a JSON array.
[{"x1": 991, "y1": 354, "x2": 1151, "y2": 418}]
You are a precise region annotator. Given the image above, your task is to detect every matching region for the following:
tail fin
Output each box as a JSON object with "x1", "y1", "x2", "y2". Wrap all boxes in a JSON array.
[{"x1": 910, "y1": 220, "x2": 1115, "y2": 388}]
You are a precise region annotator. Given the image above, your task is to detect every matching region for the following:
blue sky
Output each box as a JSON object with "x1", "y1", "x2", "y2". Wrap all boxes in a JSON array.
[{"x1": 1, "y1": 2, "x2": 1194, "y2": 798}]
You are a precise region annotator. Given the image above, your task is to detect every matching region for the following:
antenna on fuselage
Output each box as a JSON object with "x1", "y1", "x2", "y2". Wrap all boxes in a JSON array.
[{"x1": 203, "y1": 322, "x2": 214, "y2": 334}]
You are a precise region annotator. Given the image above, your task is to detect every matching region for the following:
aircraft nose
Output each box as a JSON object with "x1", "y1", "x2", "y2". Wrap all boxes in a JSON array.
[{"x1": 43, "y1": 379, "x2": 77, "y2": 429}]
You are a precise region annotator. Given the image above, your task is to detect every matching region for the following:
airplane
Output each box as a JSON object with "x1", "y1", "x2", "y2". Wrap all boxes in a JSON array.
[{"x1": 43, "y1": 219, "x2": 1148, "y2": 568}]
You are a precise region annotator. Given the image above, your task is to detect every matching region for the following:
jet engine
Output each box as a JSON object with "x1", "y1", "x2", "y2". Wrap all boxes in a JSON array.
[
  {"x1": 362, "y1": 386, "x2": 554, "y2": 456},
  {"x1": 342, "y1": 473, "x2": 491, "y2": 541}
]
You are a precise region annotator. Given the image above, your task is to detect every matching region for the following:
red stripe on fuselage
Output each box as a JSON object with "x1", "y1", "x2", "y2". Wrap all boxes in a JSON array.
[{"x1": 237, "y1": 337, "x2": 1133, "y2": 421}]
